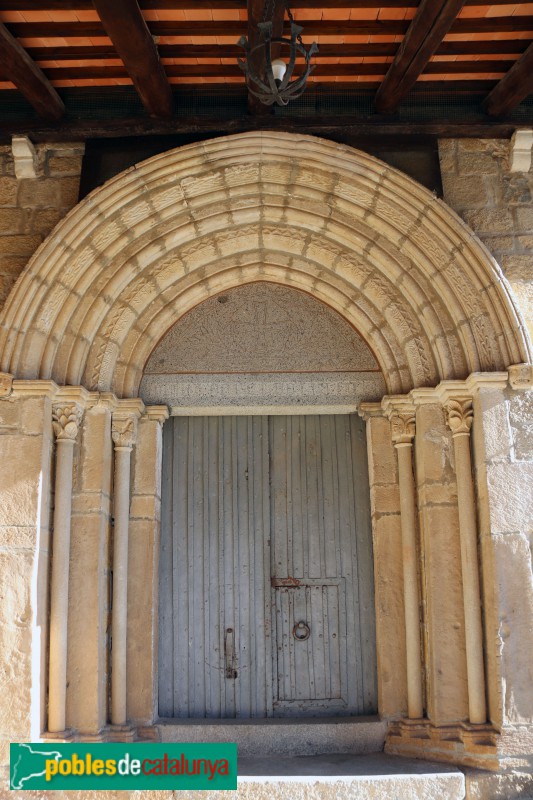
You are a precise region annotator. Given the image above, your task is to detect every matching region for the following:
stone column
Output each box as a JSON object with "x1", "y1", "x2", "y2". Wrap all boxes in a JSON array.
[
  {"x1": 390, "y1": 410, "x2": 424, "y2": 720},
  {"x1": 49, "y1": 400, "x2": 84, "y2": 733},
  {"x1": 110, "y1": 403, "x2": 141, "y2": 727},
  {"x1": 445, "y1": 397, "x2": 487, "y2": 725},
  {"x1": 127, "y1": 405, "x2": 169, "y2": 725}
]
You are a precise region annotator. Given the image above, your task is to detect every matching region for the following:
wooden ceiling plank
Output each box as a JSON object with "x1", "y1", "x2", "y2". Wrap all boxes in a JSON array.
[
  {"x1": 24, "y1": 40, "x2": 531, "y2": 62},
  {"x1": 483, "y1": 41, "x2": 533, "y2": 116},
  {"x1": 374, "y1": 0, "x2": 466, "y2": 114},
  {"x1": 6, "y1": 17, "x2": 533, "y2": 38},
  {"x1": 0, "y1": 0, "x2": 526, "y2": 9},
  {"x1": 0, "y1": 20, "x2": 64, "y2": 119},
  {"x1": 91, "y1": 0, "x2": 173, "y2": 117},
  {"x1": 37, "y1": 59, "x2": 518, "y2": 81}
]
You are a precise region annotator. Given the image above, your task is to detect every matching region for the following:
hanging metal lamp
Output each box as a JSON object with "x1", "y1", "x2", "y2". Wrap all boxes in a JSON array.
[{"x1": 237, "y1": 0, "x2": 318, "y2": 107}]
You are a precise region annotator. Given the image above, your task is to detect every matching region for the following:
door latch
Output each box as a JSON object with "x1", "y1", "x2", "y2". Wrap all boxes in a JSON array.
[{"x1": 224, "y1": 628, "x2": 238, "y2": 679}]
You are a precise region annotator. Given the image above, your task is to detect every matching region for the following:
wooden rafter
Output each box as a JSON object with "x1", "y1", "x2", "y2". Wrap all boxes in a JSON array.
[
  {"x1": 483, "y1": 42, "x2": 533, "y2": 116},
  {"x1": 374, "y1": 0, "x2": 466, "y2": 114},
  {"x1": 0, "y1": 21, "x2": 64, "y2": 121},
  {"x1": 91, "y1": 0, "x2": 173, "y2": 118}
]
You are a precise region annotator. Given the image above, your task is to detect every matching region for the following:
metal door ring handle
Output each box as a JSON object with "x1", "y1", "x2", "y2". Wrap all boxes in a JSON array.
[{"x1": 293, "y1": 621, "x2": 310, "y2": 641}]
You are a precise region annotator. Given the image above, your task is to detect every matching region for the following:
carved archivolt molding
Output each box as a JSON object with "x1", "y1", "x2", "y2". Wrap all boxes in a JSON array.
[{"x1": 0, "y1": 131, "x2": 530, "y2": 397}]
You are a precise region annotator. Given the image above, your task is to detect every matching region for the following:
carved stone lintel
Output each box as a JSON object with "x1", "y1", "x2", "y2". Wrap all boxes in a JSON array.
[
  {"x1": 52, "y1": 403, "x2": 84, "y2": 441},
  {"x1": 0, "y1": 372, "x2": 13, "y2": 398},
  {"x1": 508, "y1": 363, "x2": 533, "y2": 391},
  {"x1": 112, "y1": 414, "x2": 138, "y2": 449},
  {"x1": 445, "y1": 398, "x2": 473, "y2": 436},
  {"x1": 390, "y1": 411, "x2": 416, "y2": 446}
]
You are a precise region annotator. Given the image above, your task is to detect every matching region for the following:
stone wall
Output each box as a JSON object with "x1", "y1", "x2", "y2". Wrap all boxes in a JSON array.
[
  {"x1": 0, "y1": 142, "x2": 84, "y2": 308},
  {"x1": 438, "y1": 138, "x2": 533, "y2": 340}
]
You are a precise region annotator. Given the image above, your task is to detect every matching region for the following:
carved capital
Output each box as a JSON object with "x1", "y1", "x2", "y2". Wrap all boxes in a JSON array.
[
  {"x1": 445, "y1": 398, "x2": 473, "y2": 436},
  {"x1": 52, "y1": 403, "x2": 84, "y2": 441},
  {"x1": 390, "y1": 411, "x2": 416, "y2": 445},
  {"x1": 112, "y1": 414, "x2": 138, "y2": 449}
]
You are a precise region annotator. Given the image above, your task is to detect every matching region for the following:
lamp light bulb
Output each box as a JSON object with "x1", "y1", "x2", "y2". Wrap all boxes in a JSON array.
[{"x1": 271, "y1": 58, "x2": 287, "y2": 84}]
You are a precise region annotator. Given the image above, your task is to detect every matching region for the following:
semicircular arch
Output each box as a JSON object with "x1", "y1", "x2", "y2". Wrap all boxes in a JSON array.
[{"x1": 0, "y1": 131, "x2": 529, "y2": 396}]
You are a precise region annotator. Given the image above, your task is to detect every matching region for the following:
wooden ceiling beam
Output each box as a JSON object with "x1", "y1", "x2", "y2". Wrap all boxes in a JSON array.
[
  {"x1": 6, "y1": 17, "x2": 533, "y2": 38},
  {"x1": 0, "y1": 20, "x2": 64, "y2": 120},
  {"x1": 0, "y1": 113, "x2": 524, "y2": 146},
  {"x1": 483, "y1": 41, "x2": 533, "y2": 116},
  {"x1": 375, "y1": 0, "x2": 466, "y2": 113},
  {"x1": 91, "y1": 0, "x2": 173, "y2": 118}
]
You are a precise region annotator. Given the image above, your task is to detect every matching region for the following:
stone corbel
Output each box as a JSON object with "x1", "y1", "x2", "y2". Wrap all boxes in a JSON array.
[
  {"x1": 510, "y1": 129, "x2": 533, "y2": 173},
  {"x1": 508, "y1": 363, "x2": 533, "y2": 391},
  {"x1": 12, "y1": 134, "x2": 39, "y2": 179}
]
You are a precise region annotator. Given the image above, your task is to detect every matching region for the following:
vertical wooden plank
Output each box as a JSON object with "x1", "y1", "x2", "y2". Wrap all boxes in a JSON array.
[
  {"x1": 290, "y1": 416, "x2": 304, "y2": 579},
  {"x1": 235, "y1": 416, "x2": 250, "y2": 718},
  {"x1": 351, "y1": 414, "x2": 378, "y2": 713},
  {"x1": 222, "y1": 417, "x2": 236, "y2": 717},
  {"x1": 158, "y1": 419, "x2": 174, "y2": 717},
  {"x1": 262, "y1": 415, "x2": 274, "y2": 718},
  {"x1": 306, "y1": 416, "x2": 322, "y2": 579},
  {"x1": 174, "y1": 418, "x2": 190, "y2": 717},
  {"x1": 326, "y1": 584, "x2": 342, "y2": 699},
  {"x1": 206, "y1": 416, "x2": 221, "y2": 717},
  {"x1": 336, "y1": 413, "x2": 360, "y2": 712}
]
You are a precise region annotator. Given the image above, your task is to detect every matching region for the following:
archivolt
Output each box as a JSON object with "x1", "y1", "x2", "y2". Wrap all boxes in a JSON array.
[{"x1": 0, "y1": 131, "x2": 529, "y2": 395}]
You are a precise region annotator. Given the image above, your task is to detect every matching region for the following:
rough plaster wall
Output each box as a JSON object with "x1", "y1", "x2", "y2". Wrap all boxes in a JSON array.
[
  {"x1": 439, "y1": 138, "x2": 533, "y2": 341},
  {"x1": 0, "y1": 143, "x2": 84, "y2": 308}
]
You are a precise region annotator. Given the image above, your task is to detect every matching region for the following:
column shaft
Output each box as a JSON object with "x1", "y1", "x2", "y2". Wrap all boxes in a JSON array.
[
  {"x1": 396, "y1": 442, "x2": 424, "y2": 719},
  {"x1": 48, "y1": 438, "x2": 75, "y2": 733},
  {"x1": 453, "y1": 431, "x2": 487, "y2": 724},
  {"x1": 111, "y1": 446, "x2": 132, "y2": 725}
]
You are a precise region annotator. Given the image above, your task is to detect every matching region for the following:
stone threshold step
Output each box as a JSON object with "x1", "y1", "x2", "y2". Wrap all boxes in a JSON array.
[
  {"x1": 234, "y1": 754, "x2": 465, "y2": 799},
  {"x1": 156, "y1": 716, "x2": 388, "y2": 757}
]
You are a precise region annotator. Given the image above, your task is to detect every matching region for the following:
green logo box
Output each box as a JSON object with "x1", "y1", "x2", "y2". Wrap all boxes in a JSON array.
[{"x1": 10, "y1": 742, "x2": 237, "y2": 791}]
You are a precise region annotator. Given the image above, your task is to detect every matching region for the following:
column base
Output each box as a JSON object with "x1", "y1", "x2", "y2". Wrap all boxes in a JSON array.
[
  {"x1": 386, "y1": 719, "x2": 499, "y2": 770},
  {"x1": 41, "y1": 728, "x2": 75, "y2": 742}
]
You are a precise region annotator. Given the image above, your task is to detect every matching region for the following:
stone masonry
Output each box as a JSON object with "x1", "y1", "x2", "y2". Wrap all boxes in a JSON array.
[
  {"x1": 0, "y1": 142, "x2": 84, "y2": 308},
  {"x1": 439, "y1": 138, "x2": 533, "y2": 340}
]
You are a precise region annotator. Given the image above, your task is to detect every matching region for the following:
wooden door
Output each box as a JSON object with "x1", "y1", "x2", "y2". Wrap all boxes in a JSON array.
[{"x1": 158, "y1": 415, "x2": 376, "y2": 718}]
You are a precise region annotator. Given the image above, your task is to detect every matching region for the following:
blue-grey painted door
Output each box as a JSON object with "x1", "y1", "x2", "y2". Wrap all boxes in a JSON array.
[{"x1": 158, "y1": 415, "x2": 376, "y2": 718}]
